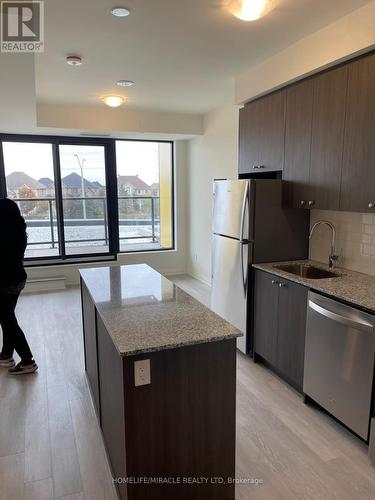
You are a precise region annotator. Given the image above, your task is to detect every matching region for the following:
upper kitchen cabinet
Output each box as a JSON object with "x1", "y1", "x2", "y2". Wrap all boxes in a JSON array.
[
  {"x1": 340, "y1": 53, "x2": 375, "y2": 212},
  {"x1": 239, "y1": 99, "x2": 261, "y2": 174},
  {"x1": 308, "y1": 65, "x2": 348, "y2": 210},
  {"x1": 283, "y1": 79, "x2": 314, "y2": 208},
  {"x1": 239, "y1": 89, "x2": 286, "y2": 175},
  {"x1": 284, "y1": 65, "x2": 348, "y2": 210}
]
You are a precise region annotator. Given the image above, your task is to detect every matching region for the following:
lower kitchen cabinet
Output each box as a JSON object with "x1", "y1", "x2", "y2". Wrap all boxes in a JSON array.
[
  {"x1": 81, "y1": 280, "x2": 100, "y2": 419},
  {"x1": 253, "y1": 269, "x2": 308, "y2": 391},
  {"x1": 253, "y1": 269, "x2": 279, "y2": 365}
]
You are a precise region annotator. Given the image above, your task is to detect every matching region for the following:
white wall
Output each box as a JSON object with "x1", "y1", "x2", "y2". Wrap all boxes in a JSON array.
[
  {"x1": 187, "y1": 104, "x2": 239, "y2": 284},
  {"x1": 235, "y1": 0, "x2": 375, "y2": 104},
  {"x1": 26, "y1": 140, "x2": 188, "y2": 285},
  {"x1": 0, "y1": 53, "x2": 36, "y2": 131},
  {"x1": 37, "y1": 103, "x2": 203, "y2": 136}
]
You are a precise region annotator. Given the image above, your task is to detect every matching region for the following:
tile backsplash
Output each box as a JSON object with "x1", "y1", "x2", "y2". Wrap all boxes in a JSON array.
[{"x1": 309, "y1": 210, "x2": 375, "y2": 276}]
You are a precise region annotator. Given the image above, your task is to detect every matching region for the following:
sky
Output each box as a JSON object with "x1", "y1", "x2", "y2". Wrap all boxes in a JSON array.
[{"x1": 3, "y1": 140, "x2": 164, "y2": 187}]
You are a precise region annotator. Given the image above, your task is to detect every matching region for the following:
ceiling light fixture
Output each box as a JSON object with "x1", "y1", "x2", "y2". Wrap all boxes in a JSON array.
[
  {"x1": 117, "y1": 79, "x2": 135, "y2": 87},
  {"x1": 229, "y1": 0, "x2": 274, "y2": 21},
  {"x1": 66, "y1": 55, "x2": 82, "y2": 66},
  {"x1": 102, "y1": 95, "x2": 126, "y2": 107},
  {"x1": 111, "y1": 6, "x2": 130, "y2": 17}
]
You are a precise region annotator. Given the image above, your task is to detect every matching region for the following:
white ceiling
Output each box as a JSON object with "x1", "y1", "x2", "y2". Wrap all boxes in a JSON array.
[{"x1": 36, "y1": 0, "x2": 372, "y2": 114}]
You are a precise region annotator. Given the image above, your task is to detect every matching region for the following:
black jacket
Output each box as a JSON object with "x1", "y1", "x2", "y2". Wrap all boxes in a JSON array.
[{"x1": 0, "y1": 227, "x2": 27, "y2": 286}]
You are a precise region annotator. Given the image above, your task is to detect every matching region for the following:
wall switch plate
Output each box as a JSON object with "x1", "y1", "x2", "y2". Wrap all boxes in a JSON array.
[{"x1": 134, "y1": 359, "x2": 151, "y2": 387}]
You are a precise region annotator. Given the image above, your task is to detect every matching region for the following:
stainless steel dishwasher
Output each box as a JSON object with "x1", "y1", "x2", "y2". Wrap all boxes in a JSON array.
[{"x1": 304, "y1": 291, "x2": 375, "y2": 440}]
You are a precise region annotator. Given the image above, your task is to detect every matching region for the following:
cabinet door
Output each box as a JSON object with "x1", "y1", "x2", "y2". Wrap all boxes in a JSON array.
[
  {"x1": 341, "y1": 53, "x2": 375, "y2": 212},
  {"x1": 97, "y1": 315, "x2": 127, "y2": 499},
  {"x1": 253, "y1": 270, "x2": 279, "y2": 365},
  {"x1": 277, "y1": 279, "x2": 308, "y2": 390},
  {"x1": 239, "y1": 102, "x2": 260, "y2": 175},
  {"x1": 284, "y1": 79, "x2": 313, "y2": 208},
  {"x1": 81, "y1": 281, "x2": 100, "y2": 418},
  {"x1": 258, "y1": 89, "x2": 286, "y2": 172},
  {"x1": 309, "y1": 66, "x2": 348, "y2": 210}
]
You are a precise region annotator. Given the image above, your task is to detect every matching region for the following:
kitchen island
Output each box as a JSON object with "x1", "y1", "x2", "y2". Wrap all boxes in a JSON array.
[{"x1": 80, "y1": 264, "x2": 241, "y2": 500}]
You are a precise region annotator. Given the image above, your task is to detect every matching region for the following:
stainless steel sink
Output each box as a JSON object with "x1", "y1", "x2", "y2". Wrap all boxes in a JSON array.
[{"x1": 274, "y1": 263, "x2": 340, "y2": 279}]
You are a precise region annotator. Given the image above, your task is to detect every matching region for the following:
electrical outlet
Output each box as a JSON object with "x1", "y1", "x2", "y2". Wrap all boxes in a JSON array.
[{"x1": 134, "y1": 359, "x2": 151, "y2": 387}]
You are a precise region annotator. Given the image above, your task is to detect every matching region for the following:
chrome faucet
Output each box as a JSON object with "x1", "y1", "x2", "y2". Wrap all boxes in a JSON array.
[{"x1": 309, "y1": 220, "x2": 339, "y2": 269}]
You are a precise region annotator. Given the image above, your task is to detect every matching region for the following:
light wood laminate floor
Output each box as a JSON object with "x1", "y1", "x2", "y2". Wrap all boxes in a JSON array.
[{"x1": 0, "y1": 275, "x2": 374, "y2": 500}]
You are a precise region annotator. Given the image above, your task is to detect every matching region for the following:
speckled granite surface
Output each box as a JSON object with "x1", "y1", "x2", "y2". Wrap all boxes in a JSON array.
[
  {"x1": 253, "y1": 260, "x2": 375, "y2": 312},
  {"x1": 80, "y1": 264, "x2": 241, "y2": 357}
]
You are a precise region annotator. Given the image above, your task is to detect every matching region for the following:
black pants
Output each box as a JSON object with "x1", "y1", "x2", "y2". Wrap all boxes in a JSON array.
[{"x1": 0, "y1": 291, "x2": 33, "y2": 363}]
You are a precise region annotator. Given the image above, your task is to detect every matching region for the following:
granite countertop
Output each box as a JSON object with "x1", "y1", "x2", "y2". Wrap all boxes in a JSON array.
[
  {"x1": 80, "y1": 264, "x2": 241, "y2": 357},
  {"x1": 253, "y1": 260, "x2": 375, "y2": 312}
]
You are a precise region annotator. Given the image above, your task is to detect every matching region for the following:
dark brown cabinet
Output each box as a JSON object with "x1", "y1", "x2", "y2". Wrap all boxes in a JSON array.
[
  {"x1": 284, "y1": 66, "x2": 348, "y2": 210},
  {"x1": 239, "y1": 99, "x2": 261, "y2": 174},
  {"x1": 253, "y1": 270, "x2": 279, "y2": 364},
  {"x1": 309, "y1": 65, "x2": 348, "y2": 210},
  {"x1": 277, "y1": 278, "x2": 308, "y2": 389},
  {"x1": 340, "y1": 52, "x2": 375, "y2": 212},
  {"x1": 284, "y1": 79, "x2": 314, "y2": 208},
  {"x1": 253, "y1": 270, "x2": 308, "y2": 390},
  {"x1": 241, "y1": 51, "x2": 375, "y2": 213},
  {"x1": 81, "y1": 281, "x2": 100, "y2": 418},
  {"x1": 239, "y1": 90, "x2": 285, "y2": 175}
]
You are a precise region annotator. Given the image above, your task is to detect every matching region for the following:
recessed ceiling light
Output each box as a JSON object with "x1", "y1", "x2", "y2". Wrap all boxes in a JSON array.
[
  {"x1": 66, "y1": 55, "x2": 82, "y2": 66},
  {"x1": 102, "y1": 95, "x2": 126, "y2": 108},
  {"x1": 117, "y1": 79, "x2": 135, "y2": 87},
  {"x1": 111, "y1": 6, "x2": 130, "y2": 17},
  {"x1": 229, "y1": 0, "x2": 274, "y2": 21}
]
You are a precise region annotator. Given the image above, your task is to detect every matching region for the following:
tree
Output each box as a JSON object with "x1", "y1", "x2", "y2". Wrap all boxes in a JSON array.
[{"x1": 18, "y1": 186, "x2": 36, "y2": 216}]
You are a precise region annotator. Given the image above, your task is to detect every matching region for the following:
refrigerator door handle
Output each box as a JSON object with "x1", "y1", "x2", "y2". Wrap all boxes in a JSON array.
[
  {"x1": 240, "y1": 181, "x2": 249, "y2": 243},
  {"x1": 240, "y1": 241, "x2": 248, "y2": 297}
]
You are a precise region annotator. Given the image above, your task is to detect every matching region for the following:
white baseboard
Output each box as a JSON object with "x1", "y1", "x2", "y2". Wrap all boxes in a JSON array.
[{"x1": 24, "y1": 277, "x2": 66, "y2": 294}]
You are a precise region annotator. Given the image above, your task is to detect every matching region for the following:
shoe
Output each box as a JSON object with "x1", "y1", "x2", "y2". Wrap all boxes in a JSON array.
[
  {"x1": 8, "y1": 361, "x2": 38, "y2": 375},
  {"x1": 0, "y1": 355, "x2": 16, "y2": 368}
]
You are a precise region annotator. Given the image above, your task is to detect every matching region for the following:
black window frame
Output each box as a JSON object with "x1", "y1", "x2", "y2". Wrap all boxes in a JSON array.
[{"x1": 0, "y1": 134, "x2": 175, "y2": 266}]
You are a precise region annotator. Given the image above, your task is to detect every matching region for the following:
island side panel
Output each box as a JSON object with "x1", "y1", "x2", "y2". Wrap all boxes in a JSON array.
[
  {"x1": 123, "y1": 339, "x2": 237, "y2": 500},
  {"x1": 80, "y1": 279, "x2": 101, "y2": 420},
  {"x1": 97, "y1": 313, "x2": 128, "y2": 500}
]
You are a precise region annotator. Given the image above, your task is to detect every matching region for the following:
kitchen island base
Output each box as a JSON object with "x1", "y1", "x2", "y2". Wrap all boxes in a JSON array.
[{"x1": 81, "y1": 273, "x2": 238, "y2": 500}]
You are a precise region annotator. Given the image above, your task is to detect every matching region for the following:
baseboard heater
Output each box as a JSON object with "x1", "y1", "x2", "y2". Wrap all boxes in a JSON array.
[{"x1": 24, "y1": 276, "x2": 66, "y2": 294}]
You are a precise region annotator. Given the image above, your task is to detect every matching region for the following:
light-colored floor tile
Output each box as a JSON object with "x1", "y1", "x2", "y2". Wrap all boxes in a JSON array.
[
  {"x1": 0, "y1": 453, "x2": 25, "y2": 500},
  {"x1": 24, "y1": 478, "x2": 53, "y2": 500}
]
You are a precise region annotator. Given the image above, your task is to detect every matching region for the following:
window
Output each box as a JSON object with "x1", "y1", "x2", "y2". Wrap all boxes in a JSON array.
[
  {"x1": 116, "y1": 140, "x2": 174, "y2": 252},
  {"x1": 2, "y1": 141, "x2": 59, "y2": 259},
  {"x1": 0, "y1": 135, "x2": 174, "y2": 264},
  {"x1": 59, "y1": 144, "x2": 109, "y2": 256}
]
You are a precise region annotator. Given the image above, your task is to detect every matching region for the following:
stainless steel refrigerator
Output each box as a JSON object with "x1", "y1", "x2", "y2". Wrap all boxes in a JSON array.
[{"x1": 211, "y1": 179, "x2": 309, "y2": 354}]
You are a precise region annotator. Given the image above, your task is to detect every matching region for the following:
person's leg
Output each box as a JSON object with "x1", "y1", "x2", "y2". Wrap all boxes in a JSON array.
[
  {"x1": 0, "y1": 292, "x2": 15, "y2": 359},
  {"x1": 0, "y1": 292, "x2": 33, "y2": 364}
]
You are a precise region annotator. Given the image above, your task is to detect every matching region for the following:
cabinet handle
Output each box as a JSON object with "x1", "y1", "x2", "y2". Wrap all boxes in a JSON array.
[
  {"x1": 253, "y1": 165, "x2": 259, "y2": 169},
  {"x1": 300, "y1": 200, "x2": 306, "y2": 206},
  {"x1": 279, "y1": 282, "x2": 286, "y2": 288},
  {"x1": 252, "y1": 165, "x2": 266, "y2": 170},
  {"x1": 308, "y1": 200, "x2": 315, "y2": 207},
  {"x1": 271, "y1": 280, "x2": 279, "y2": 285},
  {"x1": 368, "y1": 203, "x2": 375, "y2": 209},
  {"x1": 258, "y1": 165, "x2": 266, "y2": 169}
]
